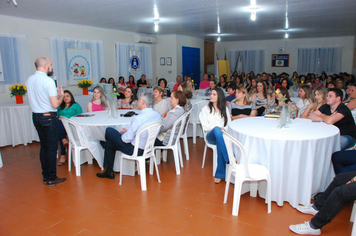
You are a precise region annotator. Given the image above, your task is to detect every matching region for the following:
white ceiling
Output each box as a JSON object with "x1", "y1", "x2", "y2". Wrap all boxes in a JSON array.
[{"x1": 1, "y1": 0, "x2": 356, "y2": 42}]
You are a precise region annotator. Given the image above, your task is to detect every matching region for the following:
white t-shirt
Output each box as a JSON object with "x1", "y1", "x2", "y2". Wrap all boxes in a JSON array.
[
  {"x1": 296, "y1": 99, "x2": 310, "y2": 109},
  {"x1": 26, "y1": 71, "x2": 57, "y2": 113}
]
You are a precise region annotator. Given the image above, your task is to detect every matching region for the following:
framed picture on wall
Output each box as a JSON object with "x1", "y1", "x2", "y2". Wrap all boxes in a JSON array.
[
  {"x1": 271, "y1": 54, "x2": 289, "y2": 67},
  {"x1": 160, "y1": 57, "x2": 165, "y2": 66},
  {"x1": 166, "y1": 57, "x2": 172, "y2": 66}
]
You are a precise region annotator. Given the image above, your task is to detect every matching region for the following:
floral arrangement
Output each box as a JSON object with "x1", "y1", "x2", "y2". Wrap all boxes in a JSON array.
[
  {"x1": 9, "y1": 83, "x2": 27, "y2": 97},
  {"x1": 109, "y1": 88, "x2": 120, "y2": 98},
  {"x1": 77, "y1": 79, "x2": 93, "y2": 88}
]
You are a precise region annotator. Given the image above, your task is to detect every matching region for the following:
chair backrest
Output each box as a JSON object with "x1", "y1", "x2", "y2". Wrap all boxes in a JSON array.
[
  {"x1": 166, "y1": 113, "x2": 187, "y2": 146},
  {"x1": 221, "y1": 130, "x2": 252, "y2": 179},
  {"x1": 190, "y1": 100, "x2": 207, "y2": 123},
  {"x1": 103, "y1": 83, "x2": 113, "y2": 93},
  {"x1": 60, "y1": 116, "x2": 86, "y2": 148},
  {"x1": 297, "y1": 104, "x2": 308, "y2": 118},
  {"x1": 181, "y1": 107, "x2": 193, "y2": 137},
  {"x1": 132, "y1": 121, "x2": 162, "y2": 157},
  {"x1": 167, "y1": 82, "x2": 175, "y2": 92}
]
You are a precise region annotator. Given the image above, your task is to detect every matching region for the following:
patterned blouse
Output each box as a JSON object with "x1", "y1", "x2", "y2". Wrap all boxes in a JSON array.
[
  {"x1": 265, "y1": 99, "x2": 297, "y2": 117},
  {"x1": 117, "y1": 99, "x2": 138, "y2": 109}
]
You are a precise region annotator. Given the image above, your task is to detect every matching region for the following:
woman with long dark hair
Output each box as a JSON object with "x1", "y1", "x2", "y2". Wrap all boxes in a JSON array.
[
  {"x1": 117, "y1": 86, "x2": 138, "y2": 109},
  {"x1": 200, "y1": 87, "x2": 231, "y2": 184}
]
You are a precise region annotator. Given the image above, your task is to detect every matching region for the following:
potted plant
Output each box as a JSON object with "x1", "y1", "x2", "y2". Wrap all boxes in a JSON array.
[
  {"x1": 77, "y1": 79, "x2": 93, "y2": 95},
  {"x1": 9, "y1": 83, "x2": 27, "y2": 104}
]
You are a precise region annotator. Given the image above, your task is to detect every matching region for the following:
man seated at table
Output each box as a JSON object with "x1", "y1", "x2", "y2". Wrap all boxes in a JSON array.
[
  {"x1": 289, "y1": 171, "x2": 356, "y2": 235},
  {"x1": 172, "y1": 75, "x2": 183, "y2": 91},
  {"x1": 96, "y1": 92, "x2": 161, "y2": 179},
  {"x1": 309, "y1": 88, "x2": 356, "y2": 150},
  {"x1": 137, "y1": 74, "x2": 151, "y2": 88}
]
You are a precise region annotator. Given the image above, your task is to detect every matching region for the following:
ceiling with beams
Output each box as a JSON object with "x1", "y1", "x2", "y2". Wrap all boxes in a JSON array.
[{"x1": 0, "y1": 0, "x2": 356, "y2": 42}]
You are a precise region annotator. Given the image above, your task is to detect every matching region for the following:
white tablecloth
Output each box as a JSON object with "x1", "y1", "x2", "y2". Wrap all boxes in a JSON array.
[
  {"x1": 228, "y1": 117, "x2": 340, "y2": 207},
  {"x1": 0, "y1": 101, "x2": 39, "y2": 147},
  {"x1": 70, "y1": 110, "x2": 136, "y2": 175}
]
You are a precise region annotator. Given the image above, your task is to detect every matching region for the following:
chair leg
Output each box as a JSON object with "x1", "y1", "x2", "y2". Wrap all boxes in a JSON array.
[
  {"x1": 250, "y1": 182, "x2": 258, "y2": 197},
  {"x1": 266, "y1": 177, "x2": 272, "y2": 214},
  {"x1": 172, "y1": 147, "x2": 181, "y2": 175},
  {"x1": 75, "y1": 148, "x2": 81, "y2": 176},
  {"x1": 212, "y1": 147, "x2": 218, "y2": 176},
  {"x1": 351, "y1": 201, "x2": 356, "y2": 222},
  {"x1": 149, "y1": 155, "x2": 154, "y2": 175},
  {"x1": 232, "y1": 179, "x2": 243, "y2": 216},
  {"x1": 119, "y1": 153, "x2": 124, "y2": 185},
  {"x1": 152, "y1": 155, "x2": 161, "y2": 183},
  {"x1": 68, "y1": 143, "x2": 72, "y2": 171},
  {"x1": 224, "y1": 169, "x2": 232, "y2": 204},
  {"x1": 183, "y1": 136, "x2": 189, "y2": 160},
  {"x1": 137, "y1": 159, "x2": 147, "y2": 191},
  {"x1": 192, "y1": 123, "x2": 197, "y2": 144},
  {"x1": 178, "y1": 142, "x2": 184, "y2": 168},
  {"x1": 155, "y1": 149, "x2": 161, "y2": 165},
  {"x1": 163, "y1": 150, "x2": 167, "y2": 162},
  {"x1": 202, "y1": 145, "x2": 207, "y2": 168}
]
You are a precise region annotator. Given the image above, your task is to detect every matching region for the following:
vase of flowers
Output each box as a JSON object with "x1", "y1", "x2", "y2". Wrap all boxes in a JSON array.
[
  {"x1": 108, "y1": 88, "x2": 120, "y2": 119},
  {"x1": 9, "y1": 83, "x2": 27, "y2": 104},
  {"x1": 77, "y1": 79, "x2": 93, "y2": 95},
  {"x1": 277, "y1": 94, "x2": 288, "y2": 129}
]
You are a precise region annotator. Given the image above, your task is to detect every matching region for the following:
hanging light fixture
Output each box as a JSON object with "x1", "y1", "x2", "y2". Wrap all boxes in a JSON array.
[
  {"x1": 284, "y1": 0, "x2": 289, "y2": 38},
  {"x1": 250, "y1": 0, "x2": 257, "y2": 21},
  {"x1": 153, "y1": 4, "x2": 160, "y2": 32},
  {"x1": 217, "y1": 36, "x2": 221, "y2": 42},
  {"x1": 154, "y1": 20, "x2": 159, "y2": 32},
  {"x1": 285, "y1": 31, "x2": 289, "y2": 38}
]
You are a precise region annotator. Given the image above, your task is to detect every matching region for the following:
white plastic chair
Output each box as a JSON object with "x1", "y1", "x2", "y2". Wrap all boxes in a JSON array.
[
  {"x1": 180, "y1": 108, "x2": 193, "y2": 160},
  {"x1": 167, "y1": 82, "x2": 175, "y2": 92},
  {"x1": 199, "y1": 111, "x2": 218, "y2": 176},
  {"x1": 0, "y1": 151, "x2": 3, "y2": 168},
  {"x1": 103, "y1": 83, "x2": 113, "y2": 94},
  {"x1": 189, "y1": 100, "x2": 206, "y2": 144},
  {"x1": 154, "y1": 113, "x2": 187, "y2": 175},
  {"x1": 352, "y1": 110, "x2": 356, "y2": 124},
  {"x1": 221, "y1": 130, "x2": 271, "y2": 216},
  {"x1": 119, "y1": 121, "x2": 162, "y2": 191},
  {"x1": 297, "y1": 104, "x2": 308, "y2": 118},
  {"x1": 350, "y1": 201, "x2": 356, "y2": 236},
  {"x1": 60, "y1": 116, "x2": 92, "y2": 176}
]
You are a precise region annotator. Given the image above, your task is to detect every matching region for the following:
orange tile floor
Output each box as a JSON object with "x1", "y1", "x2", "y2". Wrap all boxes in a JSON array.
[{"x1": 0, "y1": 138, "x2": 353, "y2": 235}]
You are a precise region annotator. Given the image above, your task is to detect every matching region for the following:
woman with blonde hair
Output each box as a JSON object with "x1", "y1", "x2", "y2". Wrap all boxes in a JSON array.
[
  {"x1": 87, "y1": 86, "x2": 110, "y2": 112},
  {"x1": 296, "y1": 85, "x2": 313, "y2": 114},
  {"x1": 301, "y1": 86, "x2": 328, "y2": 119},
  {"x1": 229, "y1": 86, "x2": 257, "y2": 120}
]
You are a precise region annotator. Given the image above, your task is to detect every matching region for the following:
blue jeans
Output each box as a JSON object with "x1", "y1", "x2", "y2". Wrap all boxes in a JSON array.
[
  {"x1": 311, "y1": 171, "x2": 356, "y2": 229},
  {"x1": 206, "y1": 126, "x2": 229, "y2": 179},
  {"x1": 332, "y1": 150, "x2": 356, "y2": 174},
  {"x1": 32, "y1": 112, "x2": 59, "y2": 181},
  {"x1": 340, "y1": 135, "x2": 356, "y2": 150},
  {"x1": 58, "y1": 121, "x2": 67, "y2": 155},
  {"x1": 103, "y1": 127, "x2": 143, "y2": 169}
]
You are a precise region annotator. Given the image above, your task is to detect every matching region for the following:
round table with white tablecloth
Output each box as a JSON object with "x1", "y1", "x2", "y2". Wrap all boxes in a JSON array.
[
  {"x1": 0, "y1": 101, "x2": 39, "y2": 147},
  {"x1": 70, "y1": 110, "x2": 137, "y2": 175},
  {"x1": 227, "y1": 117, "x2": 340, "y2": 207}
]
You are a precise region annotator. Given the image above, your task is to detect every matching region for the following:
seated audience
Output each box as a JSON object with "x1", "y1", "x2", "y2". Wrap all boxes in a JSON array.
[
  {"x1": 117, "y1": 86, "x2": 138, "y2": 109},
  {"x1": 289, "y1": 171, "x2": 356, "y2": 235},
  {"x1": 100, "y1": 77, "x2": 106, "y2": 83},
  {"x1": 265, "y1": 86, "x2": 296, "y2": 117},
  {"x1": 200, "y1": 88, "x2": 231, "y2": 184},
  {"x1": 204, "y1": 80, "x2": 217, "y2": 96},
  {"x1": 332, "y1": 150, "x2": 356, "y2": 174},
  {"x1": 116, "y1": 76, "x2": 126, "y2": 99},
  {"x1": 301, "y1": 86, "x2": 328, "y2": 118},
  {"x1": 127, "y1": 75, "x2": 138, "y2": 90},
  {"x1": 309, "y1": 88, "x2": 356, "y2": 150},
  {"x1": 249, "y1": 78, "x2": 257, "y2": 94},
  {"x1": 244, "y1": 77, "x2": 252, "y2": 92},
  {"x1": 229, "y1": 87, "x2": 257, "y2": 120},
  {"x1": 296, "y1": 85, "x2": 313, "y2": 114},
  {"x1": 280, "y1": 78, "x2": 294, "y2": 98},
  {"x1": 96, "y1": 93, "x2": 161, "y2": 179},
  {"x1": 178, "y1": 82, "x2": 193, "y2": 112},
  {"x1": 217, "y1": 75, "x2": 227, "y2": 89},
  {"x1": 57, "y1": 90, "x2": 82, "y2": 165},
  {"x1": 199, "y1": 73, "x2": 210, "y2": 89},
  {"x1": 155, "y1": 91, "x2": 186, "y2": 146},
  {"x1": 186, "y1": 78, "x2": 197, "y2": 98},
  {"x1": 314, "y1": 77, "x2": 324, "y2": 88},
  {"x1": 173, "y1": 75, "x2": 183, "y2": 91},
  {"x1": 137, "y1": 74, "x2": 151, "y2": 87},
  {"x1": 343, "y1": 83, "x2": 356, "y2": 111},
  {"x1": 250, "y1": 80, "x2": 271, "y2": 116},
  {"x1": 336, "y1": 79, "x2": 345, "y2": 99},
  {"x1": 158, "y1": 78, "x2": 171, "y2": 97},
  {"x1": 108, "y1": 77, "x2": 116, "y2": 90},
  {"x1": 327, "y1": 81, "x2": 336, "y2": 89},
  {"x1": 153, "y1": 86, "x2": 169, "y2": 116},
  {"x1": 87, "y1": 86, "x2": 109, "y2": 112},
  {"x1": 226, "y1": 82, "x2": 238, "y2": 106}
]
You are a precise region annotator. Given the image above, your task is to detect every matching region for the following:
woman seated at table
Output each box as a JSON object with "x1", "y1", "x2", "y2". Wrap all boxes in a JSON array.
[
  {"x1": 117, "y1": 86, "x2": 138, "y2": 109},
  {"x1": 265, "y1": 86, "x2": 297, "y2": 117},
  {"x1": 87, "y1": 86, "x2": 110, "y2": 112},
  {"x1": 116, "y1": 76, "x2": 127, "y2": 99},
  {"x1": 250, "y1": 80, "x2": 271, "y2": 116},
  {"x1": 158, "y1": 78, "x2": 171, "y2": 97},
  {"x1": 229, "y1": 87, "x2": 257, "y2": 120},
  {"x1": 154, "y1": 91, "x2": 186, "y2": 146},
  {"x1": 108, "y1": 77, "x2": 117, "y2": 90},
  {"x1": 199, "y1": 74, "x2": 210, "y2": 89},
  {"x1": 343, "y1": 83, "x2": 356, "y2": 111},
  {"x1": 301, "y1": 86, "x2": 328, "y2": 119},
  {"x1": 296, "y1": 85, "x2": 313, "y2": 114},
  {"x1": 204, "y1": 80, "x2": 217, "y2": 96},
  {"x1": 280, "y1": 78, "x2": 294, "y2": 98},
  {"x1": 217, "y1": 76, "x2": 227, "y2": 89},
  {"x1": 100, "y1": 77, "x2": 106, "y2": 83},
  {"x1": 186, "y1": 78, "x2": 198, "y2": 98},
  {"x1": 57, "y1": 90, "x2": 83, "y2": 165},
  {"x1": 200, "y1": 87, "x2": 231, "y2": 184},
  {"x1": 178, "y1": 82, "x2": 193, "y2": 112},
  {"x1": 153, "y1": 86, "x2": 169, "y2": 116},
  {"x1": 126, "y1": 75, "x2": 138, "y2": 90},
  {"x1": 249, "y1": 78, "x2": 257, "y2": 94}
]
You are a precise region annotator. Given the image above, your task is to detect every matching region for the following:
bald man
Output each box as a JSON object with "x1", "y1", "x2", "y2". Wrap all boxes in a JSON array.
[{"x1": 26, "y1": 57, "x2": 66, "y2": 187}]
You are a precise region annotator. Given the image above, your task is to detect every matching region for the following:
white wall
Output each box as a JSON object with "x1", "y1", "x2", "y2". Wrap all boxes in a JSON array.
[
  {"x1": 215, "y1": 36, "x2": 355, "y2": 76},
  {"x1": 155, "y1": 34, "x2": 204, "y2": 83},
  {"x1": 0, "y1": 14, "x2": 157, "y2": 102}
]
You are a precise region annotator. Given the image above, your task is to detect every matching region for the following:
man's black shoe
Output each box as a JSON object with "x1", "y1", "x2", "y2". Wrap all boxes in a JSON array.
[
  {"x1": 47, "y1": 177, "x2": 67, "y2": 187},
  {"x1": 96, "y1": 169, "x2": 115, "y2": 179}
]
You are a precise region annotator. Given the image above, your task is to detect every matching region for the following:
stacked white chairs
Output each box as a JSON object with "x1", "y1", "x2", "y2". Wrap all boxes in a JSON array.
[
  {"x1": 154, "y1": 113, "x2": 187, "y2": 175},
  {"x1": 199, "y1": 111, "x2": 218, "y2": 176},
  {"x1": 189, "y1": 101, "x2": 206, "y2": 144},
  {"x1": 179, "y1": 108, "x2": 193, "y2": 160},
  {"x1": 60, "y1": 116, "x2": 92, "y2": 176},
  {"x1": 119, "y1": 121, "x2": 162, "y2": 191},
  {"x1": 221, "y1": 130, "x2": 271, "y2": 216}
]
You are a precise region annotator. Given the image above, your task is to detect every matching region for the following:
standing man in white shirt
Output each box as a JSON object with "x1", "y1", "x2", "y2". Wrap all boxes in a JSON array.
[{"x1": 26, "y1": 57, "x2": 67, "y2": 187}]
